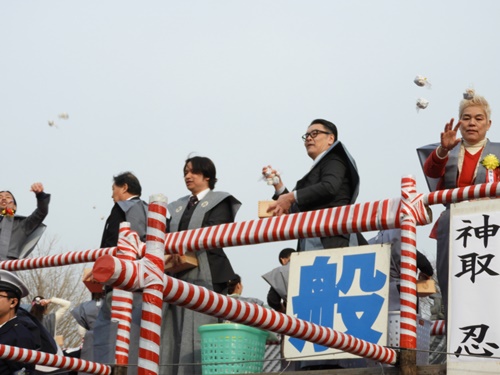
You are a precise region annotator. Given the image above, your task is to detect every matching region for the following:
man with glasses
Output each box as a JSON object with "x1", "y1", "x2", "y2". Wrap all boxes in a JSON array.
[
  {"x1": 263, "y1": 121, "x2": 365, "y2": 370},
  {"x1": 0, "y1": 270, "x2": 38, "y2": 374},
  {"x1": 263, "y1": 118, "x2": 362, "y2": 250}
]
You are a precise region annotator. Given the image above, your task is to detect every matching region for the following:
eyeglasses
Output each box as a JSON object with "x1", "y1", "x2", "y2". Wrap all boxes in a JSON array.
[
  {"x1": 301, "y1": 130, "x2": 332, "y2": 141},
  {"x1": 0, "y1": 295, "x2": 11, "y2": 299}
]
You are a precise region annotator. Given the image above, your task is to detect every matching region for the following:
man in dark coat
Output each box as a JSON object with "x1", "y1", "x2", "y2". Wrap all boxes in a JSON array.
[
  {"x1": 100, "y1": 172, "x2": 148, "y2": 247},
  {"x1": 264, "y1": 119, "x2": 363, "y2": 250},
  {"x1": 93, "y1": 171, "x2": 148, "y2": 375},
  {"x1": 0, "y1": 270, "x2": 42, "y2": 374},
  {"x1": 263, "y1": 248, "x2": 296, "y2": 313},
  {"x1": 263, "y1": 119, "x2": 366, "y2": 370}
]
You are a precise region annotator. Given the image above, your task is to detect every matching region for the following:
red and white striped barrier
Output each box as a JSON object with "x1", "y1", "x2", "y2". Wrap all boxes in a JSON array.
[
  {"x1": 163, "y1": 275, "x2": 398, "y2": 364},
  {"x1": 3, "y1": 181, "x2": 500, "y2": 374},
  {"x1": 160, "y1": 183, "x2": 500, "y2": 258},
  {"x1": 0, "y1": 343, "x2": 111, "y2": 375},
  {"x1": 0, "y1": 247, "x2": 116, "y2": 271},
  {"x1": 95, "y1": 259, "x2": 398, "y2": 366},
  {"x1": 164, "y1": 197, "x2": 406, "y2": 255},
  {"x1": 3, "y1": 182, "x2": 500, "y2": 273},
  {"x1": 424, "y1": 181, "x2": 500, "y2": 206}
]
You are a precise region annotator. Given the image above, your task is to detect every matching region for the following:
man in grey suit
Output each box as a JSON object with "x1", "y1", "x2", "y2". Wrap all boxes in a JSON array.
[{"x1": 0, "y1": 182, "x2": 50, "y2": 260}]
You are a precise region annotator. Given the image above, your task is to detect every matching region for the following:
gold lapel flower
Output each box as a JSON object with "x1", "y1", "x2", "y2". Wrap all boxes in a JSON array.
[
  {"x1": 481, "y1": 154, "x2": 500, "y2": 170},
  {"x1": 1, "y1": 208, "x2": 15, "y2": 217}
]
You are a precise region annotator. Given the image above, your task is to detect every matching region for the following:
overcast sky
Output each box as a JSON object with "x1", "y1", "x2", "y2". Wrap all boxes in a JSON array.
[{"x1": 2, "y1": 1, "x2": 500, "y2": 301}]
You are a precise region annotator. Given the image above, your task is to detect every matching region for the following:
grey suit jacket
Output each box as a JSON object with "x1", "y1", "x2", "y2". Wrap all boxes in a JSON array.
[{"x1": 0, "y1": 193, "x2": 50, "y2": 260}]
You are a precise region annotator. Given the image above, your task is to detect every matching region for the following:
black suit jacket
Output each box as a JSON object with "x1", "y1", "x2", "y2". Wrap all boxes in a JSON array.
[
  {"x1": 101, "y1": 197, "x2": 147, "y2": 247},
  {"x1": 294, "y1": 146, "x2": 354, "y2": 211},
  {"x1": 0, "y1": 315, "x2": 39, "y2": 374},
  {"x1": 274, "y1": 141, "x2": 361, "y2": 249},
  {"x1": 177, "y1": 197, "x2": 236, "y2": 287},
  {"x1": 101, "y1": 204, "x2": 126, "y2": 248}
]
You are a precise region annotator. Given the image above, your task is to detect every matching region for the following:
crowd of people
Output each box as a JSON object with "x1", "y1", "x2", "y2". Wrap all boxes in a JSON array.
[{"x1": 0, "y1": 89, "x2": 495, "y2": 373}]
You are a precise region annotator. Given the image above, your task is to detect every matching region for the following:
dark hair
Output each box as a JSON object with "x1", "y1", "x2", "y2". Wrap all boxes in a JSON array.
[
  {"x1": 184, "y1": 156, "x2": 218, "y2": 190},
  {"x1": 310, "y1": 119, "x2": 338, "y2": 140},
  {"x1": 279, "y1": 248, "x2": 296, "y2": 264},
  {"x1": 0, "y1": 191, "x2": 17, "y2": 207},
  {"x1": 30, "y1": 295, "x2": 47, "y2": 322},
  {"x1": 227, "y1": 274, "x2": 241, "y2": 295},
  {"x1": 91, "y1": 291, "x2": 105, "y2": 301},
  {"x1": 113, "y1": 172, "x2": 142, "y2": 196}
]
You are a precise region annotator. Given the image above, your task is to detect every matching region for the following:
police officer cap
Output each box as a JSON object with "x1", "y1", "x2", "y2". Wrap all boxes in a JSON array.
[{"x1": 0, "y1": 270, "x2": 29, "y2": 298}]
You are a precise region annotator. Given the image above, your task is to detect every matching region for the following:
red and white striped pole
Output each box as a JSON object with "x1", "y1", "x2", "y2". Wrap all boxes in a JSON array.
[
  {"x1": 424, "y1": 181, "x2": 500, "y2": 206},
  {"x1": 137, "y1": 195, "x2": 168, "y2": 375},
  {"x1": 0, "y1": 247, "x2": 116, "y2": 271},
  {"x1": 399, "y1": 176, "x2": 419, "y2": 351},
  {"x1": 160, "y1": 182, "x2": 500, "y2": 258},
  {"x1": 0, "y1": 344, "x2": 111, "y2": 375},
  {"x1": 111, "y1": 223, "x2": 144, "y2": 368},
  {"x1": 164, "y1": 197, "x2": 407, "y2": 256},
  {"x1": 431, "y1": 320, "x2": 446, "y2": 336}
]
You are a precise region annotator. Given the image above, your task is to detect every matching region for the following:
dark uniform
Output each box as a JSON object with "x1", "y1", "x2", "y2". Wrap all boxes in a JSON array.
[
  {"x1": 0, "y1": 316, "x2": 38, "y2": 374},
  {"x1": 0, "y1": 270, "x2": 57, "y2": 375}
]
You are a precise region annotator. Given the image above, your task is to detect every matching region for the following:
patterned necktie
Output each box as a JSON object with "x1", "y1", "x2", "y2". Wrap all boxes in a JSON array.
[{"x1": 188, "y1": 195, "x2": 198, "y2": 209}]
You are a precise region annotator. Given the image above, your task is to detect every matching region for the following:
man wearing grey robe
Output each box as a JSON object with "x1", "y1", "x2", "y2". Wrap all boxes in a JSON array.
[
  {"x1": 0, "y1": 183, "x2": 50, "y2": 260},
  {"x1": 160, "y1": 156, "x2": 240, "y2": 375}
]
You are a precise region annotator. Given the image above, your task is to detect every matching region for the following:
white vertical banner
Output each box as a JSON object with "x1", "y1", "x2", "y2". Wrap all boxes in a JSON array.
[
  {"x1": 284, "y1": 244, "x2": 390, "y2": 361},
  {"x1": 448, "y1": 200, "x2": 500, "y2": 374}
]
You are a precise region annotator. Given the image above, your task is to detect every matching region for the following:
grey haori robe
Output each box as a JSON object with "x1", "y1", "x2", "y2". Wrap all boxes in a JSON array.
[{"x1": 160, "y1": 190, "x2": 240, "y2": 375}]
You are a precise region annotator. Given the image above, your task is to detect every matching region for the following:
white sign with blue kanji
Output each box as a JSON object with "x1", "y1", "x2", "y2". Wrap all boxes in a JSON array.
[
  {"x1": 448, "y1": 200, "x2": 500, "y2": 374},
  {"x1": 284, "y1": 244, "x2": 391, "y2": 360}
]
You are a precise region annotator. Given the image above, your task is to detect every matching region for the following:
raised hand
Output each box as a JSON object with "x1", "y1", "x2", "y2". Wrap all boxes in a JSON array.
[
  {"x1": 440, "y1": 118, "x2": 461, "y2": 151},
  {"x1": 30, "y1": 182, "x2": 44, "y2": 194}
]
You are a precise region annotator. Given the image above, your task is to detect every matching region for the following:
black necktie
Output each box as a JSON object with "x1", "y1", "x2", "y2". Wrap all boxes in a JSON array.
[{"x1": 188, "y1": 195, "x2": 198, "y2": 209}]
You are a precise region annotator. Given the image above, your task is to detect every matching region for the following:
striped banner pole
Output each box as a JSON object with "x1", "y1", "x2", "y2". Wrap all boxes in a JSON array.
[
  {"x1": 399, "y1": 176, "x2": 419, "y2": 350},
  {"x1": 137, "y1": 195, "x2": 168, "y2": 375},
  {"x1": 111, "y1": 223, "x2": 143, "y2": 368}
]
